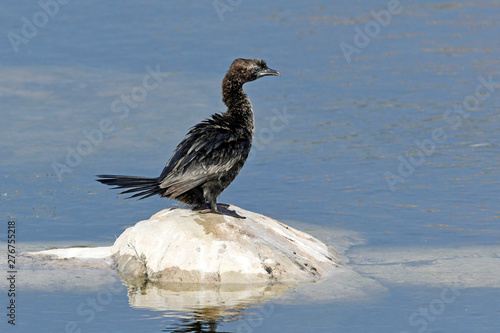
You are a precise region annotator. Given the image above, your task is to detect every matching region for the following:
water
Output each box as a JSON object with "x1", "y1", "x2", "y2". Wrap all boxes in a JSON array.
[{"x1": 1, "y1": 0, "x2": 499, "y2": 332}]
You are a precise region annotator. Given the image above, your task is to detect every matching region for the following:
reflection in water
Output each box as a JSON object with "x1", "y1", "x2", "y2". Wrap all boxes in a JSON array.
[
  {"x1": 161, "y1": 309, "x2": 237, "y2": 333},
  {"x1": 122, "y1": 274, "x2": 291, "y2": 333}
]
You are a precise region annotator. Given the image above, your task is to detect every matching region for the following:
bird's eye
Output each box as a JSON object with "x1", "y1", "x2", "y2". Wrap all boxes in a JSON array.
[{"x1": 253, "y1": 66, "x2": 260, "y2": 72}]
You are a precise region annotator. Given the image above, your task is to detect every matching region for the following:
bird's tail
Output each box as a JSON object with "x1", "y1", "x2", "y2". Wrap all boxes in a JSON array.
[{"x1": 96, "y1": 175, "x2": 162, "y2": 200}]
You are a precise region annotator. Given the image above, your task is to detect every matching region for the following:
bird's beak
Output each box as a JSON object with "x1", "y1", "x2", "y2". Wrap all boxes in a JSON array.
[{"x1": 257, "y1": 67, "x2": 281, "y2": 78}]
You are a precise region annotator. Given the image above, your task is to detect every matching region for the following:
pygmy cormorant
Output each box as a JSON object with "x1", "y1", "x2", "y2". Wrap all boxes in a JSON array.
[{"x1": 97, "y1": 58, "x2": 280, "y2": 218}]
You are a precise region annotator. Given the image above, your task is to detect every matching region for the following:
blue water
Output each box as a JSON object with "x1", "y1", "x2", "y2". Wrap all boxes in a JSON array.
[{"x1": 1, "y1": 0, "x2": 499, "y2": 332}]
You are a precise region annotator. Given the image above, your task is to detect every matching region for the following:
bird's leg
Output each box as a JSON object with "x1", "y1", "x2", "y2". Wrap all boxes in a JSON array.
[
  {"x1": 193, "y1": 199, "x2": 220, "y2": 214},
  {"x1": 208, "y1": 198, "x2": 221, "y2": 214}
]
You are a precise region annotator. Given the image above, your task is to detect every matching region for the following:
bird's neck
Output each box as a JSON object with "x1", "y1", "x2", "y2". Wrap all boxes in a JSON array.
[{"x1": 222, "y1": 75, "x2": 254, "y2": 132}]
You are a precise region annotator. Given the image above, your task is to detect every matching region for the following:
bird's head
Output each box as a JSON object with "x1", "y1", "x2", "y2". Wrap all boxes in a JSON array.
[{"x1": 228, "y1": 58, "x2": 280, "y2": 84}]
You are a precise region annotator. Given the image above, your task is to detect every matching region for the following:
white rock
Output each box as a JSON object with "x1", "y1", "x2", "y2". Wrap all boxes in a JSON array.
[
  {"x1": 111, "y1": 205, "x2": 340, "y2": 284},
  {"x1": 34, "y1": 246, "x2": 113, "y2": 259}
]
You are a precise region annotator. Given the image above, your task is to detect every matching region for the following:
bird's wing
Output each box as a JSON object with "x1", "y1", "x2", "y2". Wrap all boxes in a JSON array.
[{"x1": 157, "y1": 116, "x2": 251, "y2": 198}]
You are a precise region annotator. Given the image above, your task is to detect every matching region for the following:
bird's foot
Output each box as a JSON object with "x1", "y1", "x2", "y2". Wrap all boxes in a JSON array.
[
  {"x1": 193, "y1": 203, "x2": 246, "y2": 219},
  {"x1": 218, "y1": 207, "x2": 246, "y2": 219},
  {"x1": 193, "y1": 202, "x2": 230, "y2": 211},
  {"x1": 193, "y1": 203, "x2": 210, "y2": 211}
]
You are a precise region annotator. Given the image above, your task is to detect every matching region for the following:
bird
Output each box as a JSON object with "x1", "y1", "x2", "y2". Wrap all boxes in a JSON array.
[{"x1": 97, "y1": 58, "x2": 280, "y2": 219}]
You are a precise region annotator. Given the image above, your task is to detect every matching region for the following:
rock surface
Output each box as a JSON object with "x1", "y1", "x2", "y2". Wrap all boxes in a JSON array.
[{"x1": 112, "y1": 205, "x2": 339, "y2": 284}]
